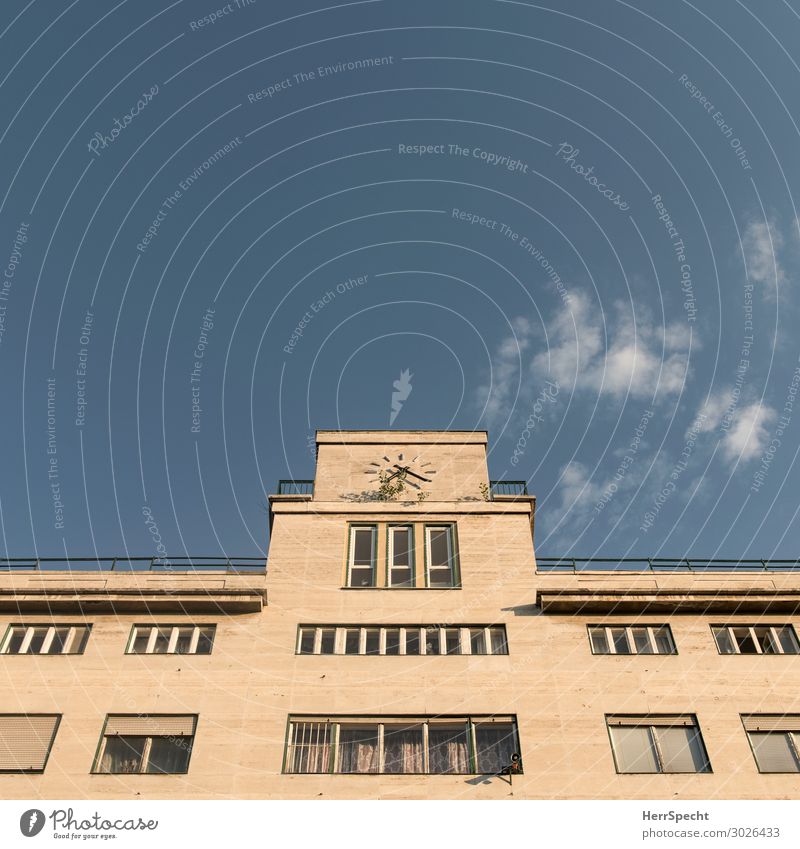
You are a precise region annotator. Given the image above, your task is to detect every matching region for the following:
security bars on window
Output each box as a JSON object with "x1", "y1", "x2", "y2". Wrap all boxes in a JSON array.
[
  {"x1": 588, "y1": 625, "x2": 676, "y2": 655},
  {"x1": 1, "y1": 624, "x2": 91, "y2": 655},
  {"x1": 712, "y1": 625, "x2": 800, "y2": 655},
  {"x1": 284, "y1": 716, "x2": 519, "y2": 774},
  {"x1": 127, "y1": 625, "x2": 215, "y2": 655},
  {"x1": 297, "y1": 625, "x2": 508, "y2": 655}
]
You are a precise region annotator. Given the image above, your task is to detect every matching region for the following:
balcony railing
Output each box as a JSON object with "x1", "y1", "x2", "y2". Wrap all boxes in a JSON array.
[
  {"x1": 489, "y1": 480, "x2": 528, "y2": 497},
  {"x1": 537, "y1": 557, "x2": 800, "y2": 574},
  {"x1": 276, "y1": 479, "x2": 314, "y2": 496},
  {"x1": 0, "y1": 557, "x2": 266, "y2": 573}
]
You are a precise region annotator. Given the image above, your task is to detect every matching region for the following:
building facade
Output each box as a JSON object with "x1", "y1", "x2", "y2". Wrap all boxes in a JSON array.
[{"x1": 1, "y1": 429, "x2": 800, "y2": 799}]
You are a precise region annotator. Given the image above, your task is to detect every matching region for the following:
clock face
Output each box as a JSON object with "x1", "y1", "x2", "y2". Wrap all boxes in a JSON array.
[{"x1": 364, "y1": 453, "x2": 438, "y2": 490}]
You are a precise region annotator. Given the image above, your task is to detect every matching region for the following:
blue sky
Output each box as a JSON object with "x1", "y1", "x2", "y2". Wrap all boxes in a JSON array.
[{"x1": 0, "y1": 0, "x2": 799, "y2": 560}]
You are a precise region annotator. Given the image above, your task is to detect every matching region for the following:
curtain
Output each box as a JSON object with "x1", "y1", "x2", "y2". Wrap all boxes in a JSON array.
[
  {"x1": 474, "y1": 724, "x2": 516, "y2": 774},
  {"x1": 337, "y1": 727, "x2": 380, "y2": 773},
  {"x1": 100, "y1": 736, "x2": 146, "y2": 774},
  {"x1": 428, "y1": 726, "x2": 469, "y2": 773},
  {"x1": 383, "y1": 726, "x2": 424, "y2": 773}
]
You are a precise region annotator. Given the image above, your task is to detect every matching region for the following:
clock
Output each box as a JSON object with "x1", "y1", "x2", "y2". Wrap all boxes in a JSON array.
[{"x1": 364, "y1": 453, "x2": 438, "y2": 490}]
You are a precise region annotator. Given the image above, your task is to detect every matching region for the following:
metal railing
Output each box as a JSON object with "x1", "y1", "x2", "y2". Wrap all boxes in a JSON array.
[
  {"x1": 489, "y1": 480, "x2": 528, "y2": 497},
  {"x1": 0, "y1": 557, "x2": 266, "y2": 573},
  {"x1": 276, "y1": 479, "x2": 314, "y2": 496},
  {"x1": 536, "y1": 557, "x2": 800, "y2": 574}
]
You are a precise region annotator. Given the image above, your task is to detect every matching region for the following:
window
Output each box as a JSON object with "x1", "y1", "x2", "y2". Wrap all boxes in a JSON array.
[
  {"x1": 347, "y1": 526, "x2": 376, "y2": 587},
  {"x1": 285, "y1": 716, "x2": 520, "y2": 775},
  {"x1": 589, "y1": 625, "x2": 676, "y2": 655},
  {"x1": 712, "y1": 625, "x2": 799, "y2": 655},
  {"x1": 0, "y1": 714, "x2": 61, "y2": 773},
  {"x1": 94, "y1": 715, "x2": 196, "y2": 774},
  {"x1": 425, "y1": 526, "x2": 458, "y2": 587},
  {"x1": 127, "y1": 625, "x2": 215, "y2": 655},
  {"x1": 388, "y1": 525, "x2": 414, "y2": 587},
  {"x1": 607, "y1": 715, "x2": 711, "y2": 774},
  {"x1": 743, "y1": 716, "x2": 800, "y2": 773},
  {"x1": 296, "y1": 625, "x2": 509, "y2": 655},
  {"x1": 1, "y1": 624, "x2": 90, "y2": 655}
]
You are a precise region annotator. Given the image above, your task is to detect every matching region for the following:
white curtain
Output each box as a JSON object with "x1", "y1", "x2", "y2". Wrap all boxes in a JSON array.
[
  {"x1": 337, "y1": 727, "x2": 380, "y2": 773},
  {"x1": 428, "y1": 726, "x2": 469, "y2": 773},
  {"x1": 383, "y1": 726, "x2": 424, "y2": 773}
]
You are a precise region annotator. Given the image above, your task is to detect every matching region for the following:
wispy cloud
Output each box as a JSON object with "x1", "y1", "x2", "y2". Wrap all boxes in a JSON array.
[
  {"x1": 477, "y1": 316, "x2": 534, "y2": 426},
  {"x1": 740, "y1": 216, "x2": 785, "y2": 298},
  {"x1": 697, "y1": 392, "x2": 776, "y2": 464}
]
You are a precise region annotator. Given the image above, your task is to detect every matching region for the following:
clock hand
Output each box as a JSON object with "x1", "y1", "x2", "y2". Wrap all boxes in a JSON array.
[{"x1": 393, "y1": 464, "x2": 430, "y2": 482}]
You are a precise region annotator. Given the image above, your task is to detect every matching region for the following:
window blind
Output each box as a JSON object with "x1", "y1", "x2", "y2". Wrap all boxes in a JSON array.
[
  {"x1": 607, "y1": 715, "x2": 695, "y2": 727},
  {"x1": 104, "y1": 715, "x2": 196, "y2": 737},
  {"x1": 742, "y1": 715, "x2": 800, "y2": 733},
  {"x1": 0, "y1": 714, "x2": 60, "y2": 771},
  {"x1": 748, "y1": 732, "x2": 800, "y2": 773}
]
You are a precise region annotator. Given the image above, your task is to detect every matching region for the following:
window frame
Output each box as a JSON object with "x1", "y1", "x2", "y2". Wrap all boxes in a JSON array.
[
  {"x1": 346, "y1": 524, "x2": 378, "y2": 588},
  {"x1": 284, "y1": 715, "x2": 520, "y2": 775},
  {"x1": 92, "y1": 715, "x2": 197, "y2": 775},
  {"x1": 125, "y1": 625, "x2": 216, "y2": 655},
  {"x1": 423, "y1": 524, "x2": 460, "y2": 589},
  {"x1": 588, "y1": 624, "x2": 677, "y2": 656},
  {"x1": 386, "y1": 524, "x2": 416, "y2": 588},
  {"x1": 711, "y1": 624, "x2": 799, "y2": 655},
  {"x1": 0, "y1": 624, "x2": 91, "y2": 656},
  {"x1": 605, "y1": 714, "x2": 712, "y2": 775},
  {"x1": 0, "y1": 713, "x2": 62, "y2": 774},
  {"x1": 295, "y1": 625, "x2": 509, "y2": 656}
]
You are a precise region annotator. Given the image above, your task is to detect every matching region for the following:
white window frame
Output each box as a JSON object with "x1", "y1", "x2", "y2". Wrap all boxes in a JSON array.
[
  {"x1": 347, "y1": 525, "x2": 377, "y2": 587},
  {"x1": 425, "y1": 525, "x2": 457, "y2": 588},
  {"x1": 712, "y1": 624, "x2": 798, "y2": 655},
  {"x1": 296, "y1": 625, "x2": 507, "y2": 656},
  {"x1": 127, "y1": 625, "x2": 214, "y2": 655},
  {"x1": 1, "y1": 624, "x2": 88, "y2": 655},
  {"x1": 588, "y1": 625, "x2": 676, "y2": 655}
]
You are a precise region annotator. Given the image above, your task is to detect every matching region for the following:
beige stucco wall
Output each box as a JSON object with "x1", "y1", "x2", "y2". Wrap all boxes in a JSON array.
[{"x1": 1, "y1": 431, "x2": 799, "y2": 799}]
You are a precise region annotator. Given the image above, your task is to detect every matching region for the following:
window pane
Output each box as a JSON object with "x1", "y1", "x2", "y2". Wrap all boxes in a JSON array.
[
  {"x1": 132, "y1": 628, "x2": 151, "y2": 654},
  {"x1": 72, "y1": 626, "x2": 91, "y2": 654},
  {"x1": 631, "y1": 628, "x2": 652, "y2": 654},
  {"x1": 385, "y1": 629, "x2": 401, "y2": 655},
  {"x1": 349, "y1": 567, "x2": 374, "y2": 588},
  {"x1": 749, "y1": 732, "x2": 800, "y2": 773},
  {"x1": 45, "y1": 627, "x2": 71, "y2": 655},
  {"x1": 383, "y1": 725, "x2": 425, "y2": 774},
  {"x1": 288, "y1": 721, "x2": 331, "y2": 773},
  {"x1": 490, "y1": 628, "x2": 508, "y2": 655},
  {"x1": 469, "y1": 629, "x2": 486, "y2": 655},
  {"x1": 405, "y1": 629, "x2": 420, "y2": 655},
  {"x1": 319, "y1": 629, "x2": 336, "y2": 655},
  {"x1": 152, "y1": 628, "x2": 171, "y2": 654},
  {"x1": 5, "y1": 627, "x2": 27, "y2": 654},
  {"x1": 196, "y1": 626, "x2": 215, "y2": 655},
  {"x1": 733, "y1": 627, "x2": 757, "y2": 654},
  {"x1": 391, "y1": 567, "x2": 413, "y2": 587},
  {"x1": 352, "y1": 529, "x2": 374, "y2": 565},
  {"x1": 174, "y1": 628, "x2": 194, "y2": 655},
  {"x1": 656, "y1": 726, "x2": 709, "y2": 773},
  {"x1": 653, "y1": 626, "x2": 675, "y2": 655},
  {"x1": 344, "y1": 629, "x2": 360, "y2": 655},
  {"x1": 298, "y1": 629, "x2": 315, "y2": 655},
  {"x1": 365, "y1": 630, "x2": 380, "y2": 655},
  {"x1": 713, "y1": 627, "x2": 734, "y2": 654},
  {"x1": 475, "y1": 723, "x2": 517, "y2": 774},
  {"x1": 146, "y1": 736, "x2": 192, "y2": 774},
  {"x1": 777, "y1": 627, "x2": 800, "y2": 654},
  {"x1": 100, "y1": 736, "x2": 146, "y2": 774},
  {"x1": 27, "y1": 628, "x2": 48, "y2": 654},
  {"x1": 425, "y1": 628, "x2": 440, "y2": 655},
  {"x1": 609, "y1": 726, "x2": 659, "y2": 773},
  {"x1": 428, "y1": 725, "x2": 470, "y2": 773},
  {"x1": 337, "y1": 726, "x2": 379, "y2": 773},
  {"x1": 589, "y1": 627, "x2": 609, "y2": 654},
  {"x1": 427, "y1": 528, "x2": 454, "y2": 587},
  {"x1": 611, "y1": 628, "x2": 630, "y2": 655},
  {"x1": 754, "y1": 627, "x2": 778, "y2": 654},
  {"x1": 444, "y1": 629, "x2": 461, "y2": 655}
]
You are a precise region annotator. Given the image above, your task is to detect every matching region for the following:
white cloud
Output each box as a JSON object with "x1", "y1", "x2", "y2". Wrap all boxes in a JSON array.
[
  {"x1": 721, "y1": 401, "x2": 776, "y2": 463},
  {"x1": 741, "y1": 216, "x2": 785, "y2": 296},
  {"x1": 477, "y1": 316, "x2": 534, "y2": 426}
]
